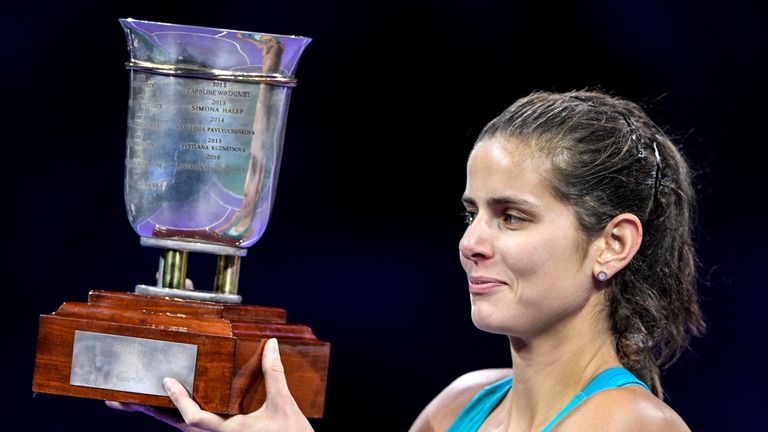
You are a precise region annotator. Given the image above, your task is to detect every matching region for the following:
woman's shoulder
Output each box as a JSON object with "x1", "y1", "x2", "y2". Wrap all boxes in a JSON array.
[
  {"x1": 408, "y1": 368, "x2": 512, "y2": 432},
  {"x1": 555, "y1": 385, "x2": 691, "y2": 432}
]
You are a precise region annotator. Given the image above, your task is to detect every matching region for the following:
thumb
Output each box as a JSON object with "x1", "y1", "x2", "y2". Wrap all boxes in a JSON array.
[{"x1": 262, "y1": 338, "x2": 294, "y2": 406}]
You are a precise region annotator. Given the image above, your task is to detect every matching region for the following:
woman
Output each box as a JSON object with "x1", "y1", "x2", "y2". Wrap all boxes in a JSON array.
[
  {"x1": 111, "y1": 90, "x2": 704, "y2": 431},
  {"x1": 409, "y1": 90, "x2": 704, "y2": 431}
]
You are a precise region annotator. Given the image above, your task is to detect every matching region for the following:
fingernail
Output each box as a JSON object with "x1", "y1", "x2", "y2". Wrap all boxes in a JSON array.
[
  {"x1": 163, "y1": 377, "x2": 172, "y2": 394},
  {"x1": 268, "y1": 338, "x2": 281, "y2": 359}
]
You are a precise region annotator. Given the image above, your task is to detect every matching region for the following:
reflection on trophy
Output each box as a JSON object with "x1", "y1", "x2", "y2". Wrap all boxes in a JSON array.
[{"x1": 32, "y1": 19, "x2": 329, "y2": 416}]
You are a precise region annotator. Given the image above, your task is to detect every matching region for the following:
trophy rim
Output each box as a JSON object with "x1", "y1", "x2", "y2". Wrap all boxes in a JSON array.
[
  {"x1": 125, "y1": 59, "x2": 299, "y2": 85},
  {"x1": 120, "y1": 17, "x2": 312, "y2": 43}
]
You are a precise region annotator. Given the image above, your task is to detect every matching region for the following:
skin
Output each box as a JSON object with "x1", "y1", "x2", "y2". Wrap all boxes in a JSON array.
[
  {"x1": 107, "y1": 338, "x2": 312, "y2": 432},
  {"x1": 409, "y1": 137, "x2": 690, "y2": 431},
  {"x1": 111, "y1": 136, "x2": 690, "y2": 431}
]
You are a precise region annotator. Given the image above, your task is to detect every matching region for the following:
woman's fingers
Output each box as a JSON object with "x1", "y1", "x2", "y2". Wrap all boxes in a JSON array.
[
  {"x1": 105, "y1": 401, "x2": 143, "y2": 412},
  {"x1": 164, "y1": 377, "x2": 225, "y2": 430},
  {"x1": 250, "y1": 338, "x2": 313, "y2": 432},
  {"x1": 108, "y1": 339, "x2": 308, "y2": 432},
  {"x1": 106, "y1": 400, "x2": 194, "y2": 430},
  {"x1": 261, "y1": 338, "x2": 294, "y2": 409}
]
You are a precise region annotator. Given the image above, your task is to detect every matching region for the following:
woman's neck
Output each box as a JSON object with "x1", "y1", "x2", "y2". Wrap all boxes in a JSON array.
[{"x1": 501, "y1": 297, "x2": 621, "y2": 431}]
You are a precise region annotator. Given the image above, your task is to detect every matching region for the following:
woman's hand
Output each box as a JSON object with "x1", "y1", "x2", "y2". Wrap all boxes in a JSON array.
[{"x1": 107, "y1": 338, "x2": 313, "y2": 432}]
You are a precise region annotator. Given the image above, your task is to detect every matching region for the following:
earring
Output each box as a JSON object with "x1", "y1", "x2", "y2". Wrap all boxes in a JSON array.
[{"x1": 597, "y1": 271, "x2": 608, "y2": 281}]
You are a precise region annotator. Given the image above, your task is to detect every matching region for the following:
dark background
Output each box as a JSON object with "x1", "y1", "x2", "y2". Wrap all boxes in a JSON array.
[{"x1": 5, "y1": 0, "x2": 766, "y2": 430}]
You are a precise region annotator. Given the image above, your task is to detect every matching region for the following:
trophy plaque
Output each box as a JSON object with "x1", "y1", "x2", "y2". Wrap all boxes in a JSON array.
[{"x1": 32, "y1": 19, "x2": 329, "y2": 417}]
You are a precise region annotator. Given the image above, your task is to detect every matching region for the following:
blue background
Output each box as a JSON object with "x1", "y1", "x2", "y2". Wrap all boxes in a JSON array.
[{"x1": 4, "y1": 1, "x2": 766, "y2": 430}]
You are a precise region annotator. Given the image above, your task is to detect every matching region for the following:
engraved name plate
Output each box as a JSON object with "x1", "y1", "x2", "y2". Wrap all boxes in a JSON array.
[{"x1": 70, "y1": 331, "x2": 197, "y2": 396}]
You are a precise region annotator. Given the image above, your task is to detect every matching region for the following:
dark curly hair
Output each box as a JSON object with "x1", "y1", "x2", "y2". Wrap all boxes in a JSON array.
[{"x1": 476, "y1": 90, "x2": 705, "y2": 398}]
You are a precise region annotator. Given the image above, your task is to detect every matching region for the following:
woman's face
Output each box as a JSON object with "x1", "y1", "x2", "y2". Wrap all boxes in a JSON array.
[{"x1": 459, "y1": 137, "x2": 599, "y2": 340}]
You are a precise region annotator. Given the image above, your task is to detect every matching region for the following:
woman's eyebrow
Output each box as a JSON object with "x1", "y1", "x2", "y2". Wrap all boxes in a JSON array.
[
  {"x1": 462, "y1": 195, "x2": 539, "y2": 211},
  {"x1": 487, "y1": 196, "x2": 539, "y2": 211}
]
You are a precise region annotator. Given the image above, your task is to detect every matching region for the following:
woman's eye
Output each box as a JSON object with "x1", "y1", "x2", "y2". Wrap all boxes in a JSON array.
[
  {"x1": 501, "y1": 213, "x2": 524, "y2": 226},
  {"x1": 461, "y1": 211, "x2": 476, "y2": 224}
]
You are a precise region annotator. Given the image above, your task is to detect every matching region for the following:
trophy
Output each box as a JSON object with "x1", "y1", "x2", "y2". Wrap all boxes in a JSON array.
[{"x1": 32, "y1": 19, "x2": 329, "y2": 417}]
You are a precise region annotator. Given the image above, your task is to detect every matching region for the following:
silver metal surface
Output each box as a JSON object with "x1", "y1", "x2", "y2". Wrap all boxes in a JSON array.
[
  {"x1": 126, "y1": 60, "x2": 298, "y2": 85},
  {"x1": 141, "y1": 237, "x2": 247, "y2": 256},
  {"x1": 135, "y1": 284, "x2": 243, "y2": 304},
  {"x1": 124, "y1": 68, "x2": 290, "y2": 250},
  {"x1": 122, "y1": 20, "x2": 310, "y2": 297},
  {"x1": 70, "y1": 331, "x2": 197, "y2": 396}
]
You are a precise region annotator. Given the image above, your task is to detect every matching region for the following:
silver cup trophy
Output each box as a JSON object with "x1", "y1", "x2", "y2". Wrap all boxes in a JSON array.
[
  {"x1": 123, "y1": 18, "x2": 308, "y2": 301},
  {"x1": 32, "y1": 19, "x2": 329, "y2": 417}
]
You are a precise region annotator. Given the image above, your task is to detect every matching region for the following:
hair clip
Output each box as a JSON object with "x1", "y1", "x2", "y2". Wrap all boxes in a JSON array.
[{"x1": 619, "y1": 112, "x2": 662, "y2": 216}]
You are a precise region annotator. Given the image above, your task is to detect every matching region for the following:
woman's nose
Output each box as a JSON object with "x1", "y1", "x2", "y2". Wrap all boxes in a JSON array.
[{"x1": 459, "y1": 216, "x2": 493, "y2": 262}]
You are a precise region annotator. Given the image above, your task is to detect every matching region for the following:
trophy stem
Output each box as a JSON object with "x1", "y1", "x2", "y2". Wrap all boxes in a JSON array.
[
  {"x1": 159, "y1": 249, "x2": 189, "y2": 289},
  {"x1": 136, "y1": 239, "x2": 243, "y2": 303},
  {"x1": 214, "y1": 255, "x2": 241, "y2": 295}
]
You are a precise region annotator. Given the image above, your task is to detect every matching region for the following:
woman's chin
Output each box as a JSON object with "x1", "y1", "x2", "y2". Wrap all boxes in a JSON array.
[{"x1": 471, "y1": 307, "x2": 516, "y2": 336}]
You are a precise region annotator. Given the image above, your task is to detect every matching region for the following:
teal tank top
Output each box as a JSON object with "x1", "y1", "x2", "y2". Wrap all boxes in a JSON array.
[{"x1": 447, "y1": 367, "x2": 650, "y2": 432}]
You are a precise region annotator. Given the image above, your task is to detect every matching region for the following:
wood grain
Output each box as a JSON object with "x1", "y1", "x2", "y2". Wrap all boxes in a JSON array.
[{"x1": 32, "y1": 291, "x2": 329, "y2": 417}]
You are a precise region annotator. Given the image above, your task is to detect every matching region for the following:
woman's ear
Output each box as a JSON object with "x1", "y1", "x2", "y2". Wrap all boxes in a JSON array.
[{"x1": 592, "y1": 213, "x2": 643, "y2": 281}]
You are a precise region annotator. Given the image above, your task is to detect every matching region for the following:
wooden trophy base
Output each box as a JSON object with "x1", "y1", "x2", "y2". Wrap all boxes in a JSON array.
[{"x1": 32, "y1": 290, "x2": 330, "y2": 417}]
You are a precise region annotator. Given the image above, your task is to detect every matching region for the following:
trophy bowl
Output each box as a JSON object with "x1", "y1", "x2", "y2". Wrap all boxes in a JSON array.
[
  {"x1": 122, "y1": 18, "x2": 309, "y2": 303},
  {"x1": 32, "y1": 19, "x2": 329, "y2": 417}
]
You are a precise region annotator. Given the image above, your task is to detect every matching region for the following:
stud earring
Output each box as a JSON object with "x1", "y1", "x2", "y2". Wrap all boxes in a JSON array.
[{"x1": 597, "y1": 271, "x2": 608, "y2": 281}]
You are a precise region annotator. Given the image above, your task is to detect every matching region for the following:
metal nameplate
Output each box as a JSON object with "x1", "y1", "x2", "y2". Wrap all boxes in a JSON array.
[{"x1": 70, "y1": 331, "x2": 197, "y2": 396}]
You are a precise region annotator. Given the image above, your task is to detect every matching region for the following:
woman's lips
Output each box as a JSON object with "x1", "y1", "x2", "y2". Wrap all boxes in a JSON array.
[{"x1": 468, "y1": 275, "x2": 506, "y2": 294}]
